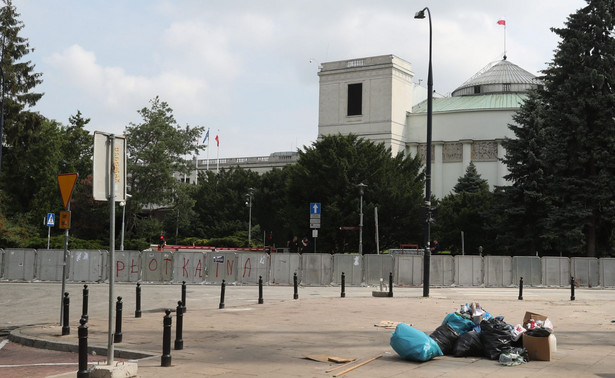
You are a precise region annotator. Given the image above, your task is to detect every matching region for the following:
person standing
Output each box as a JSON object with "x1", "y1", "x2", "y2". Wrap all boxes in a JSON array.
[
  {"x1": 300, "y1": 237, "x2": 311, "y2": 254},
  {"x1": 288, "y1": 236, "x2": 299, "y2": 253},
  {"x1": 430, "y1": 240, "x2": 440, "y2": 254}
]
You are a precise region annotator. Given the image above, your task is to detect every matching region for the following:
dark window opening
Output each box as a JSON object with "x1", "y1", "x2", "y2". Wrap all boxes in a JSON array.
[
  {"x1": 473, "y1": 85, "x2": 481, "y2": 94},
  {"x1": 347, "y1": 83, "x2": 362, "y2": 116}
]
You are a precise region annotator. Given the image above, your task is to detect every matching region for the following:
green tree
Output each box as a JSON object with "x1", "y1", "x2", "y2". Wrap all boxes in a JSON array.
[
  {"x1": 434, "y1": 162, "x2": 495, "y2": 254},
  {"x1": 124, "y1": 96, "x2": 204, "y2": 240},
  {"x1": 0, "y1": 0, "x2": 43, "y2": 173},
  {"x1": 284, "y1": 134, "x2": 424, "y2": 253},
  {"x1": 503, "y1": 0, "x2": 615, "y2": 256}
]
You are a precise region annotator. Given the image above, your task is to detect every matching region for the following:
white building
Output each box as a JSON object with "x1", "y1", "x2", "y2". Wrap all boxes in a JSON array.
[{"x1": 317, "y1": 54, "x2": 540, "y2": 198}]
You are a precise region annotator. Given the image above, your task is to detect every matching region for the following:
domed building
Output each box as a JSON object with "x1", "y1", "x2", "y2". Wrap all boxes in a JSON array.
[{"x1": 317, "y1": 54, "x2": 540, "y2": 198}]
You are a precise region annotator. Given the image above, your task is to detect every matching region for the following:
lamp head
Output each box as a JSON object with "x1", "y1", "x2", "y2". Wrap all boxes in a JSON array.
[{"x1": 414, "y1": 8, "x2": 426, "y2": 19}]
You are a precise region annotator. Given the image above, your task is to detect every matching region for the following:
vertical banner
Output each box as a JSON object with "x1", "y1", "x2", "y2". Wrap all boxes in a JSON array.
[{"x1": 93, "y1": 131, "x2": 126, "y2": 202}]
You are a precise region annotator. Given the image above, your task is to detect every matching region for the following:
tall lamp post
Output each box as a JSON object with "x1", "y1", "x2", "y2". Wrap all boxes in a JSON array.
[
  {"x1": 246, "y1": 188, "x2": 254, "y2": 246},
  {"x1": 358, "y1": 183, "x2": 367, "y2": 255},
  {"x1": 415, "y1": 6, "x2": 433, "y2": 298}
]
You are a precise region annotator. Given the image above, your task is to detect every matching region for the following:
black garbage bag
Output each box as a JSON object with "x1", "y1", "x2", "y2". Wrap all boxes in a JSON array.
[
  {"x1": 479, "y1": 318, "x2": 513, "y2": 360},
  {"x1": 526, "y1": 328, "x2": 551, "y2": 337},
  {"x1": 452, "y1": 330, "x2": 483, "y2": 357},
  {"x1": 429, "y1": 322, "x2": 460, "y2": 355}
]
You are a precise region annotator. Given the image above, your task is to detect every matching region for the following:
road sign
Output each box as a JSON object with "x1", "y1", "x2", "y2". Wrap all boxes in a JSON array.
[
  {"x1": 57, "y1": 173, "x2": 78, "y2": 210},
  {"x1": 59, "y1": 211, "x2": 71, "y2": 229},
  {"x1": 93, "y1": 131, "x2": 127, "y2": 202},
  {"x1": 46, "y1": 213, "x2": 55, "y2": 227},
  {"x1": 310, "y1": 203, "x2": 321, "y2": 215},
  {"x1": 310, "y1": 220, "x2": 321, "y2": 229}
]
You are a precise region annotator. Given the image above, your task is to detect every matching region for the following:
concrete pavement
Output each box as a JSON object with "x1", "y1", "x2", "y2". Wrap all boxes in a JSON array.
[{"x1": 1, "y1": 282, "x2": 615, "y2": 377}]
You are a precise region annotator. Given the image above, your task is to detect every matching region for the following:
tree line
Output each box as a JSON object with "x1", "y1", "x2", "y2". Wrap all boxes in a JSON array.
[{"x1": 2, "y1": 0, "x2": 615, "y2": 257}]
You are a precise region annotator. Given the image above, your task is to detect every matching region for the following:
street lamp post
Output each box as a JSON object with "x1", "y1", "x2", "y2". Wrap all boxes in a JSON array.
[
  {"x1": 358, "y1": 183, "x2": 367, "y2": 255},
  {"x1": 415, "y1": 6, "x2": 433, "y2": 298},
  {"x1": 246, "y1": 188, "x2": 254, "y2": 246}
]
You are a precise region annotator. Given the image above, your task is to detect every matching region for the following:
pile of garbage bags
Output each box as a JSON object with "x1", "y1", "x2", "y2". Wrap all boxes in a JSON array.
[{"x1": 390, "y1": 302, "x2": 553, "y2": 366}]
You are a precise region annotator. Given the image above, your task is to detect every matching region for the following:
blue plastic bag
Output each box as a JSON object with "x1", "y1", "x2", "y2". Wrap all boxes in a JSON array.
[
  {"x1": 442, "y1": 313, "x2": 475, "y2": 335},
  {"x1": 390, "y1": 323, "x2": 443, "y2": 362}
]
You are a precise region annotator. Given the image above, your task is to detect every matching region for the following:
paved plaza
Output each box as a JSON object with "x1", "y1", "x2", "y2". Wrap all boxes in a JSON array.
[{"x1": 1, "y1": 282, "x2": 614, "y2": 377}]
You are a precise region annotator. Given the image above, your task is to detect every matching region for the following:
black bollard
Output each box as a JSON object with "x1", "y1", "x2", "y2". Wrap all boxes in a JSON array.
[
  {"x1": 77, "y1": 317, "x2": 89, "y2": 378},
  {"x1": 174, "y1": 301, "x2": 184, "y2": 350},
  {"x1": 341, "y1": 272, "x2": 346, "y2": 298},
  {"x1": 518, "y1": 277, "x2": 524, "y2": 300},
  {"x1": 388, "y1": 272, "x2": 393, "y2": 297},
  {"x1": 62, "y1": 292, "x2": 70, "y2": 336},
  {"x1": 293, "y1": 272, "x2": 299, "y2": 300},
  {"x1": 135, "y1": 283, "x2": 142, "y2": 318},
  {"x1": 571, "y1": 276, "x2": 576, "y2": 301},
  {"x1": 219, "y1": 280, "x2": 226, "y2": 309},
  {"x1": 114, "y1": 296, "x2": 123, "y2": 343},
  {"x1": 161, "y1": 309, "x2": 172, "y2": 367},
  {"x1": 181, "y1": 281, "x2": 187, "y2": 313},
  {"x1": 258, "y1": 276, "x2": 264, "y2": 304},
  {"x1": 82, "y1": 285, "x2": 89, "y2": 321}
]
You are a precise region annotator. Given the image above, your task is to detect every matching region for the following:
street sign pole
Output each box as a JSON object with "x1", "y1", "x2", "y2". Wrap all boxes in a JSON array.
[
  {"x1": 56, "y1": 173, "x2": 78, "y2": 326},
  {"x1": 108, "y1": 134, "x2": 116, "y2": 365}
]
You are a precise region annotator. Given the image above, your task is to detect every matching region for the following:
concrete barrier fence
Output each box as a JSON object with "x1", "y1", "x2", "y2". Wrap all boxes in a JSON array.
[
  {"x1": 2, "y1": 248, "x2": 614, "y2": 288},
  {"x1": 332, "y1": 254, "x2": 363, "y2": 285}
]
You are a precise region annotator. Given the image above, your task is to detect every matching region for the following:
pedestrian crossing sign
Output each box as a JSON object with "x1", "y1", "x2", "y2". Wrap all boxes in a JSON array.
[{"x1": 46, "y1": 213, "x2": 55, "y2": 227}]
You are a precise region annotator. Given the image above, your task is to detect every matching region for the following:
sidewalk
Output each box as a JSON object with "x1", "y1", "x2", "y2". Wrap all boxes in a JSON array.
[{"x1": 2, "y1": 283, "x2": 615, "y2": 377}]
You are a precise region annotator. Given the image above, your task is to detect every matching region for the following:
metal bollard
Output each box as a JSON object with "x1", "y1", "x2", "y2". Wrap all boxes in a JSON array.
[
  {"x1": 77, "y1": 317, "x2": 89, "y2": 378},
  {"x1": 181, "y1": 281, "x2": 187, "y2": 313},
  {"x1": 135, "y1": 282, "x2": 142, "y2": 318},
  {"x1": 571, "y1": 276, "x2": 576, "y2": 301},
  {"x1": 293, "y1": 272, "x2": 299, "y2": 300},
  {"x1": 518, "y1": 277, "x2": 524, "y2": 300},
  {"x1": 62, "y1": 292, "x2": 70, "y2": 336},
  {"x1": 258, "y1": 276, "x2": 264, "y2": 304},
  {"x1": 161, "y1": 309, "x2": 172, "y2": 367},
  {"x1": 114, "y1": 296, "x2": 123, "y2": 343},
  {"x1": 174, "y1": 301, "x2": 184, "y2": 350},
  {"x1": 341, "y1": 272, "x2": 346, "y2": 298},
  {"x1": 82, "y1": 285, "x2": 89, "y2": 321},
  {"x1": 219, "y1": 280, "x2": 226, "y2": 309},
  {"x1": 388, "y1": 272, "x2": 393, "y2": 297}
]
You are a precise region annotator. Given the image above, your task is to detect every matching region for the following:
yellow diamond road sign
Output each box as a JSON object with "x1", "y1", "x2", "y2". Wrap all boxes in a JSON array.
[{"x1": 57, "y1": 173, "x2": 78, "y2": 210}]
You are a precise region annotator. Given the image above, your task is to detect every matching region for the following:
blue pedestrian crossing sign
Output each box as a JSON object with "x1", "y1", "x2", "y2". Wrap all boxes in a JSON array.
[
  {"x1": 310, "y1": 203, "x2": 321, "y2": 215},
  {"x1": 46, "y1": 213, "x2": 55, "y2": 227}
]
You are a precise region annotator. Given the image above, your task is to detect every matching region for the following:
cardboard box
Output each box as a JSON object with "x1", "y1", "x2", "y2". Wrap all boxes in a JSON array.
[{"x1": 522, "y1": 311, "x2": 555, "y2": 361}]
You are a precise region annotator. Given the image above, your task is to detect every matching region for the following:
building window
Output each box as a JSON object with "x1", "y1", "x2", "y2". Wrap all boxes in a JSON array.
[
  {"x1": 347, "y1": 83, "x2": 362, "y2": 116},
  {"x1": 473, "y1": 85, "x2": 481, "y2": 94},
  {"x1": 503, "y1": 83, "x2": 511, "y2": 92}
]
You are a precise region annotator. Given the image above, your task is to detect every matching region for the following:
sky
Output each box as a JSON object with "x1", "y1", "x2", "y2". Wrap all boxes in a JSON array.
[{"x1": 14, "y1": 0, "x2": 587, "y2": 158}]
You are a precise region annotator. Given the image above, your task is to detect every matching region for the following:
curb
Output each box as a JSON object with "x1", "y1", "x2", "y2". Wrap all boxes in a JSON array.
[{"x1": 8, "y1": 326, "x2": 154, "y2": 360}]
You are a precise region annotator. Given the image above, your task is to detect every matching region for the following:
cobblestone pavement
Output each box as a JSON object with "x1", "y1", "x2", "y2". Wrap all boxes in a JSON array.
[{"x1": 1, "y1": 282, "x2": 614, "y2": 377}]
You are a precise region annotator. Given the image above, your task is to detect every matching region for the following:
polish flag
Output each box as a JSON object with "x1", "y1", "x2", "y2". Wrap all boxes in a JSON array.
[
  {"x1": 215, "y1": 135, "x2": 220, "y2": 147},
  {"x1": 497, "y1": 19, "x2": 506, "y2": 26}
]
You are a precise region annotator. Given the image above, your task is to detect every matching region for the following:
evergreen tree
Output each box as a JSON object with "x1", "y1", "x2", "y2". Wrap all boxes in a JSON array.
[
  {"x1": 434, "y1": 162, "x2": 495, "y2": 254},
  {"x1": 508, "y1": 0, "x2": 615, "y2": 256},
  {"x1": 0, "y1": 0, "x2": 44, "y2": 172}
]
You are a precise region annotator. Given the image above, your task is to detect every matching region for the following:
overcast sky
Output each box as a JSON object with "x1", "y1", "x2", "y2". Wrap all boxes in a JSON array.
[{"x1": 15, "y1": 0, "x2": 586, "y2": 158}]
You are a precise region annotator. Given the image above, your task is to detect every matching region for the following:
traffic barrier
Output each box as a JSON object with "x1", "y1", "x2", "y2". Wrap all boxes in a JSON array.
[
  {"x1": 270, "y1": 253, "x2": 301, "y2": 285},
  {"x1": 542, "y1": 257, "x2": 570, "y2": 286},
  {"x1": 394, "y1": 255, "x2": 422, "y2": 286},
  {"x1": 236, "y1": 252, "x2": 269, "y2": 284},
  {"x1": 82, "y1": 285, "x2": 89, "y2": 320},
  {"x1": 570, "y1": 257, "x2": 599, "y2": 287},
  {"x1": 114, "y1": 296, "x2": 123, "y2": 343},
  {"x1": 35, "y1": 249, "x2": 65, "y2": 281},
  {"x1": 454, "y1": 255, "x2": 482, "y2": 286},
  {"x1": 512, "y1": 256, "x2": 542, "y2": 287},
  {"x1": 161, "y1": 309, "x2": 172, "y2": 367},
  {"x1": 484, "y1": 256, "x2": 513, "y2": 287},
  {"x1": 206, "y1": 251, "x2": 238, "y2": 284},
  {"x1": 599, "y1": 258, "x2": 615, "y2": 287},
  {"x1": 112, "y1": 250, "x2": 141, "y2": 282},
  {"x1": 340, "y1": 272, "x2": 346, "y2": 298},
  {"x1": 3, "y1": 248, "x2": 36, "y2": 281},
  {"x1": 174, "y1": 301, "x2": 184, "y2": 350},
  {"x1": 364, "y1": 254, "x2": 394, "y2": 285},
  {"x1": 70, "y1": 249, "x2": 104, "y2": 282},
  {"x1": 62, "y1": 292, "x2": 70, "y2": 336},
  {"x1": 77, "y1": 318, "x2": 88, "y2": 378},
  {"x1": 429, "y1": 255, "x2": 454, "y2": 286},
  {"x1": 219, "y1": 280, "x2": 226, "y2": 309},
  {"x1": 258, "y1": 276, "x2": 264, "y2": 304},
  {"x1": 332, "y1": 254, "x2": 362, "y2": 285},
  {"x1": 141, "y1": 251, "x2": 174, "y2": 283},
  {"x1": 135, "y1": 283, "x2": 142, "y2": 318},
  {"x1": 301, "y1": 253, "x2": 333, "y2": 285},
  {"x1": 173, "y1": 251, "x2": 205, "y2": 284}
]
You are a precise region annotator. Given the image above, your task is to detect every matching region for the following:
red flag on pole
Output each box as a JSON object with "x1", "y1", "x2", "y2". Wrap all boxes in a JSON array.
[
  {"x1": 497, "y1": 19, "x2": 506, "y2": 25},
  {"x1": 215, "y1": 135, "x2": 220, "y2": 147}
]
